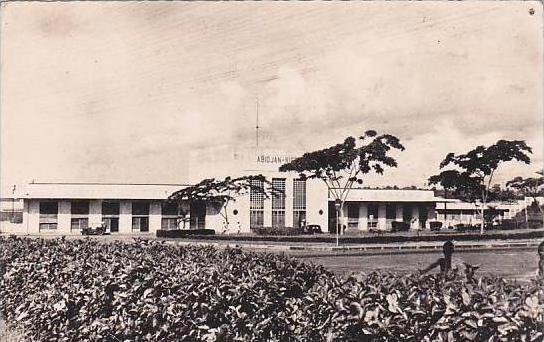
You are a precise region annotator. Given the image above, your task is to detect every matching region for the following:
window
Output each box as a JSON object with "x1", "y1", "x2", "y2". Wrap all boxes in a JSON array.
[
  {"x1": 293, "y1": 179, "x2": 306, "y2": 228},
  {"x1": 102, "y1": 201, "x2": 120, "y2": 233},
  {"x1": 189, "y1": 201, "x2": 206, "y2": 229},
  {"x1": 132, "y1": 201, "x2": 149, "y2": 232},
  {"x1": 386, "y1": 204, "x2": 396, "y2": 220},
  {"x1": 272, "y1": 178, "x2": 286, "y2": 228},
  {"x1": 71, "y1": 200, "x2": 89, "y2": 231},
  {"x1": 250, "y1": 179, "x2": 264, "y2": 229},
  {"x1": 39, "y1": 201, "x2": 58, "y2": 230},
  {"x1": 347, "y1": 203, "x2": 359, "y2": 228},
  {"x1": 367, "y1": 203, "x2": 378, "y2": 229},
  {"x1": 162, "y1": 202, "x2": 179, "y2": 230}
]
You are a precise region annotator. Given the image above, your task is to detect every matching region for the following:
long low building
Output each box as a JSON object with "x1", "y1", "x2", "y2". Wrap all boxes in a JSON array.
[
  {"x1": 3, "y1": 148, "x2": 539, "y2": 235},
  {"x1": 1, "y1": 178, "x2": 451, "y2": 235}
]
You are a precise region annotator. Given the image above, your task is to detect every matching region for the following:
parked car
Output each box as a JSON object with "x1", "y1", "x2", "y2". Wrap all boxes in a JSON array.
[
  {"x1": 81, "y1": 223, "x2": 106, "y2": 236},
  {"x1": 303, "y1": 224, "x2": 323, "y2": 234}
]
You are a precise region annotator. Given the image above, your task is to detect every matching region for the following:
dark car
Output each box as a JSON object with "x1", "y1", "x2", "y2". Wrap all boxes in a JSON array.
[
  {"x1": 304, "y1": 224, "x2": 323, "y2": 234},
  {"x1": 81, "y1": 223, "x2": 106, "y2": 236}
]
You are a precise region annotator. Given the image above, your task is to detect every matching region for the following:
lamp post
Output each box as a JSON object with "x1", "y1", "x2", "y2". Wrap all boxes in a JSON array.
[{"x1": 334, "y1": 199, "x2": 342, "y2": 247}]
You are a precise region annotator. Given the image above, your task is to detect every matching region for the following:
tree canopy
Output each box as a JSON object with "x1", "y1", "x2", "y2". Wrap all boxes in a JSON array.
[
  {"x1": 428, "y1": 140, "x2": 532, "y2": 233},
  {"x1": 168, "y1": 174, "x2": 273, "y2": 233},
  {"x1": 280, "y1": 130, "x2": 404, "y2": 234},
  {"x1": 506, "y1": 170, "x2": 544, "y2": 199},
  {"x1": 279, "y1": 130, "x2": 404, "y2": 199}
]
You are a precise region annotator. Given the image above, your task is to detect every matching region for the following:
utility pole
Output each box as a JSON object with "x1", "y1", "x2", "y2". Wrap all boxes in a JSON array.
[{"x1": 255, "y1": 96, "x2": 259, "y2": 148}]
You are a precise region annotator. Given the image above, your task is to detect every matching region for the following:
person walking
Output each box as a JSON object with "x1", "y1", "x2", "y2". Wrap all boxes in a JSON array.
[{"x1": 419, "y1": 241, "x2": 479, "y2": 280}]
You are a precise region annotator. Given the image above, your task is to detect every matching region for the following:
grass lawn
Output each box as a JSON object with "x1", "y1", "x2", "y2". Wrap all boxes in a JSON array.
[{"x1": 296, "y1": 249, "x2": 539, "y2": 281}]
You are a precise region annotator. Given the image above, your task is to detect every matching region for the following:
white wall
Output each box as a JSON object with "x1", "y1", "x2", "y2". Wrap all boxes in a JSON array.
[
  {"x1": 149, "y1": 201, "x2": 161, "y2": 233},
  {"x1": 119, "y1": 201, "x2": 132, "y2": 233},
  {"x1": 89, "y1": 200, "x2": 102, "y2": 228},
  {"x1": 58, "y1": 201, "x2": 71, "y2": 234},
  {"x1": 306, "y1": 179, "x2": 328, "y2": 229}
]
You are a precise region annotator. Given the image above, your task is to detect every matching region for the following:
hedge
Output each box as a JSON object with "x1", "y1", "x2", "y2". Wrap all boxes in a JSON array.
[
  {"x1": 1, "y1": 237, "x2": 543, "y2": 341},
  {"x1": 156, "y1": 229, "x2": 215, "y2": 238},
  {"x1": 157, "y1": 229, "x2": 544, "y2": 244}
]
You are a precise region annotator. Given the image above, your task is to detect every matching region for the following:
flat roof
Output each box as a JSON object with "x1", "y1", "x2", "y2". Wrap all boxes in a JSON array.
[
  {"x1": 333, "y1": 189, "x2": 439, "y2": 202},
  {"x1": 19, "y1": 183, "x2": 190, "y2": 200}
]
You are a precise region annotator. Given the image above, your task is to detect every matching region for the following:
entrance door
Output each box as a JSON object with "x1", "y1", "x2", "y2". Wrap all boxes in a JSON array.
[{"x1": 190, "y1": 201, "x2": 206, "y2": 229}]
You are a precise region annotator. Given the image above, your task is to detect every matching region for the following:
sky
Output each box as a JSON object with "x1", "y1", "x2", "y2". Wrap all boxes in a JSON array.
[{"x1": 1, "y1": 2, "x2": 543, "y2": 196}]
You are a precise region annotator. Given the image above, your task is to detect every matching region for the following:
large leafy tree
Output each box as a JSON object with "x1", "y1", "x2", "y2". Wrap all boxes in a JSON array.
[
  {"x1": 506, "y1": 170, "x2": 544, "y2": 224},
  {"x1": 429, "y1": 140, "x2": 532, "y2": 234},
  {"x1": 168, "y1": 175, "x2": 273, "y2": 233},
  {"x1": 279, "y1": 130, "x2": 405, "y2": 234}
]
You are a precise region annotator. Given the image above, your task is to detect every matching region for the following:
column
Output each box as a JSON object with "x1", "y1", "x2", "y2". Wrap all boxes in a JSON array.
[
  {"x1": 411, "y1": 205, "x2": 420, "y2": 230},
  {"x1": 22, "y1": 200, "x2": 30, "y2": 234},
  {"x1": 57, "y1": 201, "x2": 71, "y2": 234},
  {"x1": 89, "y1": 200, "x2": 102, "y2": 228},
  {"x1": 27, "y1": 200, "x2": 40, "y2": 234},
  {"x1": 396, "y1": 205, "x2": 403, "y2": 222},
  {"x1": 285, "y1": 178, "x2": 294, "y2": 228},
  {"x1": 358, "y1": 203, "x2": 368, "y2": 231},
  {"x1": 378, "y1": 203, "x2": 387, "y2": 230},
  {"x1": 264, "y1": 195, "x2": 272, "y2": 227},
  {"x1": 119, "y1": 201, "x2": 132, "y2": 234},
  {"x1": 149, "y1": 201, "x2": 162, "y2": 234}
]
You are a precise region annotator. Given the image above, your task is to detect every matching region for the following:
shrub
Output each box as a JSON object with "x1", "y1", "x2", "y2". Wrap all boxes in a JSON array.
[
  {"x1": 156, "y1": 229, "x2": 215, "y2": 238},
  {"x1": 1, "y1": 237, "x2": 543, "y2": 341},
  {"x1": 253, "y1": 226, "x2": 305, "y2": 236},
  {"x1": 391, "y1": 221, "x2": 410, "y2": 232}
]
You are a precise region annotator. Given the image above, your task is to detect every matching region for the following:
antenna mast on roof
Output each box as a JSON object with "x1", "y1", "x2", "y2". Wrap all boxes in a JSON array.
[{"x1": 255, "y1": 96, "x2": 259, "y2": 148}]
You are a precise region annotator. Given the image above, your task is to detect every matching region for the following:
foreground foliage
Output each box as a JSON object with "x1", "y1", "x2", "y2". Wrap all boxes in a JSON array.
[{"x1": 0, "y1": 237, "x2": 543, "y2": 341}]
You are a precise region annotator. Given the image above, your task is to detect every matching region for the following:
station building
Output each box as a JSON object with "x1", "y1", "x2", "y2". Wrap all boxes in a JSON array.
[
  {"x1": 7, "y1": 182, "x2": 444, "y2": 235},
  {"x1": 1, "y1": 148, "x2": 489, "y2": 235}
]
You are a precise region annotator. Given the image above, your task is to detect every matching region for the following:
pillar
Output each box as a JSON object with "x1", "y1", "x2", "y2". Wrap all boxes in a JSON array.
[
  {"x1": 358, "y1": 203, "x2": 368, "y2": 231},
  {"x1": 58, "y1": 201, "x2": 71, "y2": 234},
  {"x1": 378, "y1": 203, "x2": 387, "y2": 230},
  {"x1": 285, "y1": 178, "x2": 294, "y2": 228},
  {"x1": 396, "y1": 205, "x2": 403, "y2": 222},
  {"x1": 27, "y1": 200, "x2": 40, "y2": 234},
  {"x1": 149, "y1": 201, "x2": 161, "y2": 234},
  {"x1": 264, "y1": 196, "x2": 272, "y2": 227},
  {"x1": 119, "y1": 201, "x2": 132, "y2": 234},
  {"x1": 89, "y1": 200, "x2": 102, "y2": 228},
  {"x1": 411, "y1": 205, "x2": 420, "y2": 230}
]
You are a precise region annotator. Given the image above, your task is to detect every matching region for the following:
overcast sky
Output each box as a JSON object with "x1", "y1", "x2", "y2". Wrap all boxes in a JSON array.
[{"x1": 1, "y1": 2, "x2": 542, "y2": 196}]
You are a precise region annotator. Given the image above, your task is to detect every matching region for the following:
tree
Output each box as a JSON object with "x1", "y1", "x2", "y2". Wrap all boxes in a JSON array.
[
  {"x1": 506, "y1": 170, "x2": 544, "y2": 224},
  {"x1": 168, "y1": 175, "x2": 273, "y2": 233},
  {"x1": 429, "y1": 140, "x2": 532, "y2": 234},
  {"x1": 279, "y1": 130, "x2": 405, "y2": 236}
]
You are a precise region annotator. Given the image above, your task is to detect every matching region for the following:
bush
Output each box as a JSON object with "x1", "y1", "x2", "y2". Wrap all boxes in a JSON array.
[
  {"x1": 156, "y1": 229, "x2": 215, "y2": 238},
  {"x1": 253, "y1": 226, "x2": 305, "y2": 236},
  {"x1": 429, "y1": 221, "x2": 443, "y2": 231},
  {"x1": 0, "y1": 237, "x2": 543, "y2": 341},
  {"x1": 391, "y1": 221, "x2": 410, "y2": 232}
]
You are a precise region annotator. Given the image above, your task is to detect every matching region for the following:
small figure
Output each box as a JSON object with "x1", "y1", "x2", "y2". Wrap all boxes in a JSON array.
[
  {"x1": 420, "y1": 241, "x2": 457, "y2": 274},
  {"x1": 419, "y1": 241, "x2": 479, "y2": 280}
]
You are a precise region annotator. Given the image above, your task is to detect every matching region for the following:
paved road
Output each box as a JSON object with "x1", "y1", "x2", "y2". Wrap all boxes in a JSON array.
[{"x1": 298, "y1": 249, "x2": 539, "y2": 280}]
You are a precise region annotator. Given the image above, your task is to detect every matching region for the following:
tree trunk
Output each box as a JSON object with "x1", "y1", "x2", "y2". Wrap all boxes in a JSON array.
[
  {"x1": 524, "y1": 203, "x2": 529, "y2": 229},
  {"x1": 480, "y1": 204, "x2": 485, "y2": 235},
  {"x1": 339, "y1": 204, "x2": 345, "y2": 235}
]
